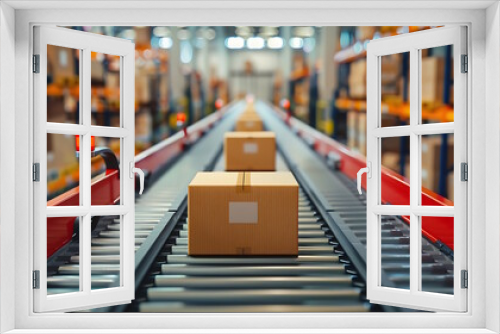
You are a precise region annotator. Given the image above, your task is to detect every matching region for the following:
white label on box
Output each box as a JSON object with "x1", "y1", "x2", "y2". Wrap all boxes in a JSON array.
[
  {"x1": 243, "y1": 142, "x2": 258, "y2": 154},
  {"x1": 229, "y1": 202, "x2": 258, "y2": 224},
  {"x1": 246, "y1": 121, "x2": 255, "y2": 127}
]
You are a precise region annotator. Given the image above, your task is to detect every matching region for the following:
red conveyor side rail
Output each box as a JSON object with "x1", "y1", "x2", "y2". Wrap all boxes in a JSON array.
[
  {"x1": 46, "y1": 103, "x2": 234, "y2": 258},
  {"x1": 269, "y1": 104, "x2": 454, "y2": 250}
]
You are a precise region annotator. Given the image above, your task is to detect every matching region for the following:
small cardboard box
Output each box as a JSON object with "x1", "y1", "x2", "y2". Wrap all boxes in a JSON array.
[
  {"x1": 225, "y1": 132, "x2": 276, "y2": 171},
  {"x1": 421, "y1": 135, "x2": 454, "y2": 191},
  {"x1": 188, "y1": 172, "x2": 299, "y2": 256},
  {"x1": 347, "y1": 111, "x2": 358, "y2": 151},
  {"x1": 235, "y1": 113, "x2": 264, "y2": 132},
  {"x1": 357, "y1": 113, "x2": 367, "y2": 156},
  {"x1": 422, "y1": 57, "x2": 444, "y2": 106}
]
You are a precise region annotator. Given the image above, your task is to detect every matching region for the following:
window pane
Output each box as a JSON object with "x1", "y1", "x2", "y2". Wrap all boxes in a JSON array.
[
  {"x1": 91, "y1": 52, "x2": 121, "y2": 127},
  {"x1": 47, "y1": 45, "x2": 80, "y2": 124},
  {"x1": 380, "y1": 215, "x2": 410, "y2": 290},
  {"x1": 380, "y1": 52, "x2": 409, "y2": 127},
  {"x1": 420, "y1": 216, "x2": 454, "y2": 295},
  {"x1": 47, "y1": 134, "x2": 80, "y2": 206},
  {"x1": 91, "y1": 136, "x2": 121, "y2": 205},
  {"x1": 47, "y1": 216, "x2": 80, "y2": 295},
  {"x1": 91, "y1": 216, "x2": 121, "y2": 290},
  {"x1": 381, "y1": 136, "x2": 410, "y2": 205},
  {"x1": 421, "y1": 134, "x2": 454, "y2": 205},
  {"x1": 420, "y1": 45, "x2": 454, "y2": 124}
]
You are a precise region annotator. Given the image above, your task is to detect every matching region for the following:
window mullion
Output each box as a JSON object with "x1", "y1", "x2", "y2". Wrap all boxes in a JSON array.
[
  {"x1": 81, "y1": 48, "x2": 92, "y2": 294},
  {"x1": 409, "y1": 48, "x2": 420, "y2": 294}
]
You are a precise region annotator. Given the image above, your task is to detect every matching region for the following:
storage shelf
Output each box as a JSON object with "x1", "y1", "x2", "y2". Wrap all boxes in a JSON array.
[
  {"x1": 333, "y1": 27, "x2": 433, "y2": 64},
  {"x1": 335, "y1": 98, "x2": 454, "y2": 123}
]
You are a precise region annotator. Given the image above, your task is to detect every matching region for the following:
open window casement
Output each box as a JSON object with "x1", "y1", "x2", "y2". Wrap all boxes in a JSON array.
[
  {"x1": 364, "y1": 26, "x2": 467, "y2": 312},
  {"x1": 33, "y1": 26, "x2": 136, "y2": 312}
]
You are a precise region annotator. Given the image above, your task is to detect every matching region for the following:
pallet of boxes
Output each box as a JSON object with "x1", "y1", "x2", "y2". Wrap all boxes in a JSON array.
[{"x1": 187, "y1": 103, "x2": 299, "y2": 256}]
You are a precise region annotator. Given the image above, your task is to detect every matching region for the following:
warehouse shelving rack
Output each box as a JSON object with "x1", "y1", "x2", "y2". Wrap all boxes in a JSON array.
[{"x1": 331, "y1": 26, "x2": 455, "y2": 198}]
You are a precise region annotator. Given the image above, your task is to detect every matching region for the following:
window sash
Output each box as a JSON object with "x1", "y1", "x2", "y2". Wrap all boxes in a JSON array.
[
  {"x1": 366, "y1": 26, "x2": 468, "y2": 312},
  {"x1": 33, "y1": 26, "x2": 136, "y2": 313}
]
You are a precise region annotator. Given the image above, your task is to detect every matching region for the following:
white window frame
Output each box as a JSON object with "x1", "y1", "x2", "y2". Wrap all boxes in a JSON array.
[
  {"x1": 33, "y1": 26, "x2": 136, "y2": 312},
  {"x1": 0, "y1": 2, "x2": 498, "y2": 333},
  {"x1": 366, "y1": 26, "x2": 467, "y2": 312}
]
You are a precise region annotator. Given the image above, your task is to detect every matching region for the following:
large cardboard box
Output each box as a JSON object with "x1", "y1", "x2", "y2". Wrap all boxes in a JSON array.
[
  {"x1": 236, "y1": 113, "x2": 264, "y2": 132},
  {"x1": 188, "y1": 172, "x2": 299, "y2": 256},
  {"x1": 225, "y1": 132, "x2": 276, "y2": 171}
]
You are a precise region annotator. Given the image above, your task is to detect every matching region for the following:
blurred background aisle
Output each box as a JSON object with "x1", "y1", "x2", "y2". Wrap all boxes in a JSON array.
[{"x1": 46, "y1": 25, "x2": 453, "y2": 205}]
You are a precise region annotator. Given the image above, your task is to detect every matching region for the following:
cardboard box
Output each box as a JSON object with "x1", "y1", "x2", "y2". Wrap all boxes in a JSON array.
[
  {"x1": 447, "y1": 171, "x2": 454, "y2": 202},
  {"x1": 235, "y1": 113, "x2": 264, "y2": 132},
  {"x1": 347, "y1": 111, "x2": 358, "y2": 151},
  {"x1": 348, "y1": 59, "x2": 367, "y2": 99},
  {"x1": 225, "y1": 132, "x2": 276, "y2": 171},
  {"x1": 382, "y1": 152, "x2": 400, "y2": 173},
  {"x1": 421, "y1": 135, "x2": 454, "y2": 192},
  {"x1": 47, "y1": 44, "x2": 77, "y2": 84},
  {"x1": 188, "y1": 172, "x2": 299, "y2": 256},
  {"x1": 421, "y1": 57, "x2": 444, "y2": 106},
  {"x1": 380, "y1": 53, "x2": 402, "y2": 99},
  {"x1": 357, "y1": 113, "x2": 367, "y2": 156}
]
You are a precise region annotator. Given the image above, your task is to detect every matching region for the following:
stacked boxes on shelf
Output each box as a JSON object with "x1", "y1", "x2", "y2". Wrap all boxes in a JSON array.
[
  {"x1": 421, "y1": 56, "x2": 445, "y2": 108},
  {"x1": 421, "y1": 135, "x2": 454, "y2": 193},
  {"x1": 348, "y1": 60, "x2": 367, "y2": 99}
]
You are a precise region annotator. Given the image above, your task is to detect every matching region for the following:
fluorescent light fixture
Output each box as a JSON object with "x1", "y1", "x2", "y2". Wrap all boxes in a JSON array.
[
  {"x1": 247, "y1": 37, "x2": 265, "y2": 49},
  {"x1": 303, "y1": 37, "x2": 315, "y2": 53},
  {"x1": 158, "y1": 37, "x2": 173, "y2": 49},
  {"x1": 180, "y1": 41, "x2": 193, "y2": 63},
  {"x1": 153, "y1": 26, "x2": 170, "y2": 38},
  {"x1": 235, "y1": 26, "x2": 253, "y2": 38},
  {"x1": 177, "y1": 28, "x2": 191, "y2": 40},
  {"x1": 205, "y1": 28, "x2": 216, "y2": 40},
  {"x1": 195, "y1": 37, "x2": 206, "y2": 49},
  {"x1": 293, "y1": 26, "x2": 315, "y2": 38},
  {"x1": 267, "y1": 37, "x2": 284, "y2": 49},
  {"x1": 289, "y1": 37, "x2": 304, "y2": 49},
  {"x1": 225, "y1": 36, "x2": 245, "y2": 49},
  {"x1": 120, "y1": 29, "x2": 136, "y2": 40}
]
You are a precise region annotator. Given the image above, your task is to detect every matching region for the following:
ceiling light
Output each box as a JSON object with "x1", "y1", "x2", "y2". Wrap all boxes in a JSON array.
[
  {"x1": 293, "y1": 26, "x2": 315, "y2": 38},
  {"x1": 204, "y1": 28, "x2": 216, "y2": 40},
  {"x1": 153, "y1": 26, "x2": 170, "y2": 38},
  {"x1": 247, "y1": 37, "x2": 265, "y2": 49},
  {"x1": 158, "y1": 37, "x2": 173, "y2": 49},
  {"x1": 225, "y1": 36, "x2": 245, "y2": 49},
  {"x1": 180, "y1": 41, "x2": 193, "y2": 63},
  {"x1": 267, "y1": 37, "x2": 284, "y2": 49},
  {"x1": 289, "y1": 37, "x2": 304, "y2": 49},
  {"x1": 120, "y1": 29, "x2": 136, "y2": 40},
  {"x1": 177, "y1": 29, "x2": 191, "y2": 40},
  {"x1": 303, "y1": 37, "x2": 315, "y2": 53}
]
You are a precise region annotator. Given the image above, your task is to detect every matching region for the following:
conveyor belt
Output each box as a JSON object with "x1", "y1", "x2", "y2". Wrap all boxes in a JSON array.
[
  {"x1": 46, "y1": 101, "x2": 247, "y2": 299},
  {"x1": 254, "y1": 101, "x2": 454, "y2": 296},
  {"x1": 46, "y1": 100, "x2": 454, "y2": 313},
  {"x1": 133, "y1": 152, "x2": 370, "y2": 312}
]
